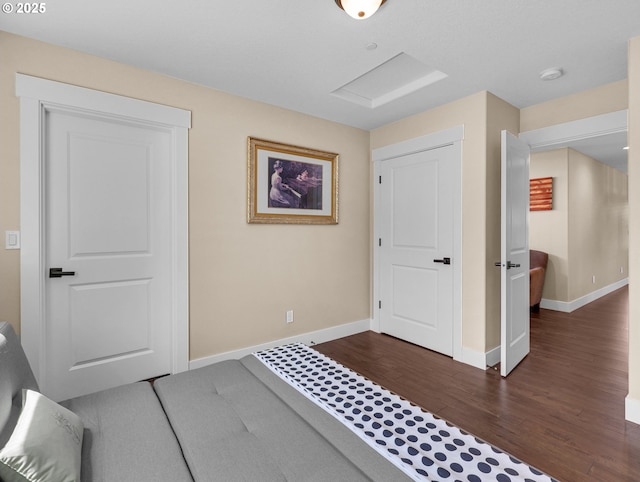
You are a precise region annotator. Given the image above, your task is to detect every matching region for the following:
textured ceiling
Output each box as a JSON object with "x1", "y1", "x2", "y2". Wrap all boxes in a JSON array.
[{"x1": 1, "y1": 0, "x2": 638, "y2": 167}]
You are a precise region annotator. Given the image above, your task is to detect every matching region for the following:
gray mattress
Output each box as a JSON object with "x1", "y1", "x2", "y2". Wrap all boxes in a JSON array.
[
  {"x1": 61, "y1": 382, "x2": 194, "y2": 482},
  {"x1": 153, "y1": 354, "x2": 410, "y2": 482}
]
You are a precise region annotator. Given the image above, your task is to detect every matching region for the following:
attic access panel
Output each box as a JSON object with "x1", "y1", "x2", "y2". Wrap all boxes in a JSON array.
[{"x1": 332, "y1": 52, "x2": 448, "y2": 109}]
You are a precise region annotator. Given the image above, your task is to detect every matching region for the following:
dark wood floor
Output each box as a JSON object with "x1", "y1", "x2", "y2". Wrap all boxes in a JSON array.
[{"x1": 315, "y1": 286, "x2": 640, "y2": 482}]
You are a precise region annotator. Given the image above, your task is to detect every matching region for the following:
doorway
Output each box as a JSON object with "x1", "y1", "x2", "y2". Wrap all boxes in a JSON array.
[
  {"x1": 520, "y1": 109, "x2": 629, "y2": 312},
  {"x1": 372, "y1": 126, "x2": 463, "y2": 362},
  {"x1": 17, "y1": 74, "x2": 191, "y2": 401}
]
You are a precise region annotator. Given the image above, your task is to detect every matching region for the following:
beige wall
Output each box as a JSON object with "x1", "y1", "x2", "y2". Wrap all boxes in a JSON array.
[
  {"x1": 520, "y1": 80, "x2": 628, "y2": 132},
  {"x1": 530, "y1": 150, "x2": 570, "y2": 301},
  {"x1": 371, "y1": 91, "x2": 518, "y2": 353},
  {"x1": 0, "y1": 32, "x2": 371, "y2": 360},
  {"x1": 628, "y1": 36, "x2": 640, "y2": 408},
  {"x1": 568, "y1": 149, "x2": 628, "y2": 300},
  {"x1": 530, "y1": 149, "x2": 628, "y2": 303}
]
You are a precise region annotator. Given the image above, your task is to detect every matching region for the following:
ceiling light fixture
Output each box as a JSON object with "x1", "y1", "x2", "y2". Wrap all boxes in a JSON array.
[
  {"x1": 335, "y1": 0, "x2": 387, "y2": 19},
  {"x1": 539, "y1": 67, "x2": 564, "y2": 81}
]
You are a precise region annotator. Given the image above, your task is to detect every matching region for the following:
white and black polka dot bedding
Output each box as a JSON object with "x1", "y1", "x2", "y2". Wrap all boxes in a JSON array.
[{"x1": 254, "y1": 343, "x2": 557, "y2": 482}]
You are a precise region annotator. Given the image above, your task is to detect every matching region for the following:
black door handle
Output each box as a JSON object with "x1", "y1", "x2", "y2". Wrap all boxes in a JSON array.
[
  {"x1": 495, "y1": 261, "x2": 520, "y2": 269},
  {"x1": 49, "y1": 268, "x2": 76, "y2": 278},
  {"x1": 433, "y1": 257, "x2": 451, "y2": 265}
]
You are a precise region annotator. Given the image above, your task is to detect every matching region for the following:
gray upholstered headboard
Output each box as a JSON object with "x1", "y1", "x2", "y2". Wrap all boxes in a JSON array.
[{"x1": 0, "y1": 322, "x2": 39, "y2": 447}]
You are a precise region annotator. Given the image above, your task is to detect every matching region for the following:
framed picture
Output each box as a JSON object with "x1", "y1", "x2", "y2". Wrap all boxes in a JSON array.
[{"x1": 247, "y1": 137, "x2": 339, "y2": 224}]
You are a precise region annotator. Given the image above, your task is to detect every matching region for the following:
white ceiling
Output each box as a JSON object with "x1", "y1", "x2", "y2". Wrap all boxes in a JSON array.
[
  {"x1": 549, "y1": 131, "x2": 629, "y2": 173},
  {"x1": 1, "y1": 0, "x2": 638, "y2": 167}
]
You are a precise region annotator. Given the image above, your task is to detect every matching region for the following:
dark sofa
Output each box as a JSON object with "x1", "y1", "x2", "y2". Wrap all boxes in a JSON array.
[{"x1": 530, "y1": 249, "x2": 549, "y2": 312}]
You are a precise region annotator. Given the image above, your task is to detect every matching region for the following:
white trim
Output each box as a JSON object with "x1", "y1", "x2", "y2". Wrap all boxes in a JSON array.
[
  {"x1": 460, "y1": 347, "x2": 489, "y2": 371},
  {"x1": 16, "y1": 74, "x2": 191, "y2": 388},
  {"x1": 372, "y1": 125, "x2": 465, "y2": 162},
  {"x1": 371, "y1": 126, "x2": 465, "y2": 364},
  {"x1": 189, "y1": 319, "x2": 370, "y2": 370},
  {"x1": 18, "y1": 95, "x2": 47, "y2": 384},
  {"x1": 625, "y1": 395, "x2": 640, "y2": 425},
  {"x1": 15, "y1": 74, "x2": 191, "y2": 128},
  {"x1": 484, "y1": 345, "x2": 501, "y2": 369},
  {"x1": 540, "y1": 278, "x2": 629, "y2": 313},
  {"x1": 171, "y1": 126, "x2": 190, "y2": 374},
  {"x1": 519, "y1": 110, "x2": 628, "y2": 151}
]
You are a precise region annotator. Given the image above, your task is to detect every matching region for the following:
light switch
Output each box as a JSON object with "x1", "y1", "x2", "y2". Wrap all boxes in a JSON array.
[{"x1": 5, "y1": 231, "x2": 20, "y2": 250}]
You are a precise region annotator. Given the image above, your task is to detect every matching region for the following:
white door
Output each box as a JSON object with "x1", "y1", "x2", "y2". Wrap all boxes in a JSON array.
[
  {"x1": 379, "y1": 145, "x2": 455, "y2": 356},
  {"x1": 500, "y1": 130, "x2": 530, "y2": 376},
  {"x1": 45, "y1": 110, "x2": 174, "y2": 400},
  {"x1": 18, "y1": 75, "x2": 190, "y2": 402}
]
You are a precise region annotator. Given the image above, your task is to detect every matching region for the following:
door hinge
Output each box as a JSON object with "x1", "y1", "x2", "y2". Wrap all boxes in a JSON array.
[
  {"x1": 379, "y1": 175, "x2": 382, "y2": 184},
  {"x1": 378, "y1": 238, "x2": 382, "y2": 247},
  {"x1": 379, "y1": 300, "x2": 382, "y2": 309}
]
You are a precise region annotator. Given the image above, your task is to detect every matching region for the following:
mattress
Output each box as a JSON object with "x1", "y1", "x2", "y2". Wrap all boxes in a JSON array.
[{"x1": 153, "y1": 354, "x2": 409, "y2": 481}]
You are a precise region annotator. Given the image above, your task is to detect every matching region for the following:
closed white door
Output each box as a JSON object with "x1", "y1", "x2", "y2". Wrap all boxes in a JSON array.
[
  {"x1": 44, "y1": 108, "x2": 174, "y2": 401},
  {"x1": 379, "y1": 145, "x2": 455, "y2": 356},
  {"x1": 500, "y1": 130, "x2": 530, "y2": 376}
]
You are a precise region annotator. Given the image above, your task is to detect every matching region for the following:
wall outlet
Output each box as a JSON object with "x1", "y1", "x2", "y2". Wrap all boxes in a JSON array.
[
  {"x1": 592, "y1": 275, "x2": 596, "y2": 284},
  {"x1": 286, "y1": 310, "x2": 294, "y2": 324}
]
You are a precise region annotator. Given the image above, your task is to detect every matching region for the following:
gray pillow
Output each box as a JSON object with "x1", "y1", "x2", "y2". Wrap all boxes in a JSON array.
[{"x1": 0, "y1": 389, "x2": 83, "y2": 482}]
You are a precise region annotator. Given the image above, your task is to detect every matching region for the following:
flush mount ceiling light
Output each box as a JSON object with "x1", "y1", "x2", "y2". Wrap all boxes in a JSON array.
[
  {"x1": 540, "y1": 67, "x2": 564, "y2": 81},
  {"x1": 335, "y1": 0, "x2": 387, "y2": 19}
]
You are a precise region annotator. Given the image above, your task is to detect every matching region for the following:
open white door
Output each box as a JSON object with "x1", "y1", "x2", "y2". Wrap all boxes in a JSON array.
[{"x1": 500, "y1": 130, "x2": 530, "y2": 376}]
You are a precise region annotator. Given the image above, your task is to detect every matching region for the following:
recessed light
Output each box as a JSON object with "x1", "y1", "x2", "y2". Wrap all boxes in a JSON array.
[
  {"x1": 366, "y1": 42, "x2": 378, "y2": 51},
  {"x1": 540, "y1": 68, "x2": 564, "y2": 81},
  {"x1": 623, "y1": 146, "x2": 630, "y2": 150}
]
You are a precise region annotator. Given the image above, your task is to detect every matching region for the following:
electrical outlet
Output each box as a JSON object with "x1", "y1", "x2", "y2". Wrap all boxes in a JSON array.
[
  {"x1": 592, "y1": 275, "x2": 596, "y2": 284},
  {"x1": 286, "y1": 310, "x2": 294, "y2": 324}
]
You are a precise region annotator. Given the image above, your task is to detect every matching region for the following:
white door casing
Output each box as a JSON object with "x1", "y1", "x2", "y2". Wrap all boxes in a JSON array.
[
  {"x1": 17, "y1": 74, "x2": 190, "y2": 400},
  {"x1": 500, "y1": 130, "x2": 531, "y2": 376},
  {"x1": 372, "y1": 126, "x2": 463, "y2": 362}
]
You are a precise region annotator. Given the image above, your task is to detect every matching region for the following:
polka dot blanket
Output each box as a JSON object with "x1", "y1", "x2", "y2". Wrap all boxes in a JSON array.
[{"x1": 254, "y1": 343, "x2": 557, "y2": 482}]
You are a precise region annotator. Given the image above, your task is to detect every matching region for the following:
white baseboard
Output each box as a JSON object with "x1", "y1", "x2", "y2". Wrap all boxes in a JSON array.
[
  {"x1": 484, "y1": 345, "x2": 501, "y2": 368},
  {"x1": 459, "y1": 347, "x2": 488, "y2": 370},
  {"x1": 189, "y1": 319, "x2": 370, "y2": 370},
  {"x1": 460, "y1": 345, "x2": 499, "y2": 371},
  {"x1": 625, "y1": 395, "x2": 640, "y2": 425},
  {"x1": 540, "y1": 278, "x2": 628, "y2": 313}
]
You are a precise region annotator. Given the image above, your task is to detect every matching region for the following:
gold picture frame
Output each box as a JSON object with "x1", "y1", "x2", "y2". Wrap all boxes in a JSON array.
[{"x1": 247, "y1": 137, "x2": 339, "y2": 224}]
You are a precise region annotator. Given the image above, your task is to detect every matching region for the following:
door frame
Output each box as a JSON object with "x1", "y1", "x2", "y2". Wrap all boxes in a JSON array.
[
  {"x1": 371, "y1": 126, "x2": 463, "y2": 363},
  {"x1": 519, "y1": 110, "x2": 627, "y2": 152},
  {"x1": 16, "y1": 74, "x2": 191, "y2": 387}
]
